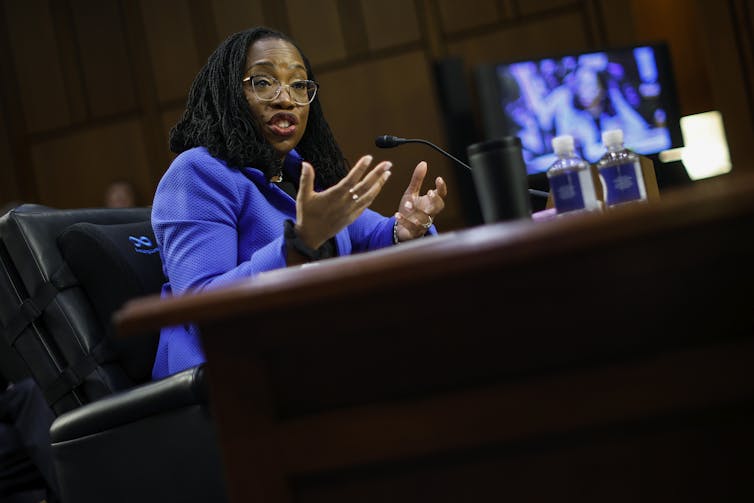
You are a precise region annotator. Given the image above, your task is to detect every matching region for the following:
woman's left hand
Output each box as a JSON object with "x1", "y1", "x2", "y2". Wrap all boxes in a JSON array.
[{"x1": 394, "y1": 161, "x2": 447, "y2": 242}]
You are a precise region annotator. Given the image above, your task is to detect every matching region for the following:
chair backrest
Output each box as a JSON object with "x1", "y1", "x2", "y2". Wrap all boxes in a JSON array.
[{"x1": 0, "y1": 204, "x2": 165, "y2": 415}]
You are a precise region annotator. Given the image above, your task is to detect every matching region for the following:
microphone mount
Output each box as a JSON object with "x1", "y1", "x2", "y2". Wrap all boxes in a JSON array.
[
  {"x1": 376, "y1": 136, "x2": 473, "y2": 171},
  {"x1": 375, "y1": 135, "x2": 549, "y2": 199}
]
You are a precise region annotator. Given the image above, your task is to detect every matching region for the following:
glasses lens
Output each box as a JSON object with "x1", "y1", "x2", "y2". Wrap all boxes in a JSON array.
[
  {"x1": 249, "y1": 76, "x2": 317, "y2": 104},
  {"x1": 289, "y1": 80, "x2": 317, "y2": 104},
  {"x1": 251, "y1": 76, "x2": 277, "y2": 100}
]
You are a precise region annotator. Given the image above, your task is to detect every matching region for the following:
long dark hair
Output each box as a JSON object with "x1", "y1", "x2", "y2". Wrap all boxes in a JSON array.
[{"x1": 169, "y1": 26, "x2": 348, "y2": 187}]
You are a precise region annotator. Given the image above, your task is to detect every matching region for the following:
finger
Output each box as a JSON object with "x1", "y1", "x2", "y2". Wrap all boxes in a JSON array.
[
  {"x1": 298, "y1": 162, "x2": 316, "y2": 201},
  {"x1": 343, "y1": 155, "x2": 373, "y2": 184},
  {"x1": 349, "y1": 160, "x2": 392, "y2": 201},
  {"x1": 340, "y1": 155, "x2": 377, "y2": 199},
  {"x1": 404, "y1": 161, "x2": 428, "y2": 196},
  {"x1": 434, "y1": 176, "x2": 448, "y2": 198},
  {"x1": 353, "y1": 168, "x2": 392, "y2": 207},
  {"x1": 364, "y1": 161, "x2": 392, "y2": 183},
  {"x1": 420, "y1": 177, "x2": 447, "y2": 214}
]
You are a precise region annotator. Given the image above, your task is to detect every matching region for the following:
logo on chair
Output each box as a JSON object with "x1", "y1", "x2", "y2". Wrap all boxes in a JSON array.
[{"x1": 129, "y1": 235, "x2": 159, "y2": 254}]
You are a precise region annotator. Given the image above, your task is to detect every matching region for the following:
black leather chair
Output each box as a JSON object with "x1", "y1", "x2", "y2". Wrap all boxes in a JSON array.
[{"x1": 0, "y1": 204, "x2": 228, "y2": 502}]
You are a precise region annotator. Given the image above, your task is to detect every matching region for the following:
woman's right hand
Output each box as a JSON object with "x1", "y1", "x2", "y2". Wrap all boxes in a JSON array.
[{"x1": 294, "y1": 155, "x2": 392, "y2": 249}]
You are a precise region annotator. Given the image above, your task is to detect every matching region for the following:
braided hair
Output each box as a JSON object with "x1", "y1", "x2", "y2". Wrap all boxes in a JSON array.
[{"x1": 169, "y1": 26, "x2": 348, "y2": 188}]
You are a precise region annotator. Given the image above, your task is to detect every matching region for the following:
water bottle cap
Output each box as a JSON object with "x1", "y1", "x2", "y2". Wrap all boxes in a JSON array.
[
  {"x1": 551, "y1": 135, "x2": 575, "y2": 155},
  {"x1": 602, "y1": 129, "x2": 624, "y2": 146}
]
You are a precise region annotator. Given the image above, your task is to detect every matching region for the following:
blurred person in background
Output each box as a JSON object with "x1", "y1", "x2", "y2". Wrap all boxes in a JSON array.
[{"x1": 104, "y1": 180, "x2": 138, "y2": 208}]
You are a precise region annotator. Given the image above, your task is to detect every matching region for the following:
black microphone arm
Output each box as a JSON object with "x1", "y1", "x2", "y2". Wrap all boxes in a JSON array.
[
  {"x1": 374, "y1": 135, "x2": 549, "y2": 199},
  {"x1": 375, "y1": 135, "x2": 473, "y2": 170}
]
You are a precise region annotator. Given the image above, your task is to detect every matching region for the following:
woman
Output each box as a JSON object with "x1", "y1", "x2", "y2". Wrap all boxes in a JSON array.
[{"x1": 151, "y1": 27, "x2": 447, "y2": 379}]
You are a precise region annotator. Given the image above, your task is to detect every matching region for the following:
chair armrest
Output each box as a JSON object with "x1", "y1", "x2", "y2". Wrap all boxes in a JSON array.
[{"x1": 50, "y1": 364, "x2": 207, "y2": 442}]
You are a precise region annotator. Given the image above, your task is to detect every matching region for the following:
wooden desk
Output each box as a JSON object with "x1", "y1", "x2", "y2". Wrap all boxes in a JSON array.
[{"x1": 117, "y1": 173, "x2": 754, "y2": 502}]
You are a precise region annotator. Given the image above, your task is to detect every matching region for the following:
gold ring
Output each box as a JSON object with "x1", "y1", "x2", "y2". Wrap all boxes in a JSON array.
[{"x1": 422, "y1": 215, "x2": 433, "y2": 229}]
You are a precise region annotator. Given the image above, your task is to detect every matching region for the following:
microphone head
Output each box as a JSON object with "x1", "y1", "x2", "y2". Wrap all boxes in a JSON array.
[{"x1": 375, "y1": 135, "x2": 404, "y2": 148}]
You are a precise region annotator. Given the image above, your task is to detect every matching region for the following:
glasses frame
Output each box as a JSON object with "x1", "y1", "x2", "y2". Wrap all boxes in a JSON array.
[{"x1": 242, "y1": 75, "x2": 319, "y2": 106}]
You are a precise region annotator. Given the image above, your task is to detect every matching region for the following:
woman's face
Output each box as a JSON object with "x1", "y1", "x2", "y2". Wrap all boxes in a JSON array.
[
  {"x1": 243, "y1": 38, "x2": 310, "y2": 159},
  {"x1": 575, "y1": 67, "x2": 603, "y2": 109}
]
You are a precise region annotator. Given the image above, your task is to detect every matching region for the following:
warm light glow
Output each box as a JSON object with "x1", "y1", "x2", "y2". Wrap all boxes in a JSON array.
[
  {"x1": 658, "y1": 111, "x2": 732, "y2": 180},
  {"x1": 658, "y1": 147, "x2": 683, "y2": 163},
  {"x1": 679, "y1": 111, "x2": 731, "y2": 180}
]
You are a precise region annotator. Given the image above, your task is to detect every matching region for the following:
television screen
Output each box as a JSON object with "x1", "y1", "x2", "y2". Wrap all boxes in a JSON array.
[{"x1": 474, "y1": 42, "x2": 684, "y2": 175}]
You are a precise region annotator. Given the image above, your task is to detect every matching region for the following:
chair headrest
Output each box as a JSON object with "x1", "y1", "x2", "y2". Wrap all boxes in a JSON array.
[{"x1": 57, "y1": 220, "x2": 167, "y2": 333}]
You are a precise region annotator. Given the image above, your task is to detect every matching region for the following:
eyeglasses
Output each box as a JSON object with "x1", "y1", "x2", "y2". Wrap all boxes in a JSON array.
[{"x1": 242, "y1": 75, "x2": 319, "y2": 105}]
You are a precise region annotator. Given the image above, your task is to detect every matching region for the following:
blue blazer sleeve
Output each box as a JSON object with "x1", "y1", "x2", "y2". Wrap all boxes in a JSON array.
[{"x1": 152, "y1": 148, "x2": 288, "y2": 295}]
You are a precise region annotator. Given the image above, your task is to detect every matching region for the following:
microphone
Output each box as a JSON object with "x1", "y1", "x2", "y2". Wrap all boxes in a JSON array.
[
  {"x1": 375, "y1": 135, "x2": 549, "y2": 199},
  {"x1": 375, "y1": 135, "x2": 473, "y2": 170}
]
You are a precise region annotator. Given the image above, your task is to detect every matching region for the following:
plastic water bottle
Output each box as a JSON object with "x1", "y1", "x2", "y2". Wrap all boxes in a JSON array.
[
  {"x1": 596, "y1": 129, "x2": 647, "y2": 207},
  {"x1": 546, "y1": 134, "x2": 601, "y2": 215}
]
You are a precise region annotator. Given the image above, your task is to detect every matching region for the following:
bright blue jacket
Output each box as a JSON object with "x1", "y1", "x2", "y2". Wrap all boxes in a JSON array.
[{"x1": 151, "y1": 146, "x2": 427, "y2": 379}]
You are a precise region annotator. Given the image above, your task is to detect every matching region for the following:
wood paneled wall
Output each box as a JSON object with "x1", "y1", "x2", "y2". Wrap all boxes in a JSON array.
[{"x1": 0, "y1": 0, "x2": 752, "y2": 231}]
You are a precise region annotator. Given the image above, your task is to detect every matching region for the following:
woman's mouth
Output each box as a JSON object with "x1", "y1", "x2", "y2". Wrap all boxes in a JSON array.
[{"x1": 267, "y1": 114, "x2": 298, "y2": 137}]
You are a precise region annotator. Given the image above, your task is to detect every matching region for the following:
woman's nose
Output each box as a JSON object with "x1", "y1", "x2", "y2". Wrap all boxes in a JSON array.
[{"x1": 273, "y1": 85, "x2": 295, "y2": 106}]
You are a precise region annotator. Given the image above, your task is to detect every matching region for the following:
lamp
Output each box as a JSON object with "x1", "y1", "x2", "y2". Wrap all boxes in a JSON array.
[{"x1": 659, "y1": 111, "x2": 731, "y2": 180}]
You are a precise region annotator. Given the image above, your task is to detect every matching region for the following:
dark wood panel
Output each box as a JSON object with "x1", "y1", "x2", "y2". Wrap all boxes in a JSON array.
[
  {"x1": 595, "y1": 1, "x2": 636, "y2": 48},
  {"x1": 4, "y1": 0, "x2": 71, "y2": 133},
  {"x1": 731, "y1": 0, "x2": 754, "y2": 129},
  {"x1": 0, "y1": 1, "x2": 36, "y2": 201},
  {"x1": 138, "y1": 0, "x2": 201, "y2": 103},
  {"x1": 186, "y1": 0, "x2": 220, "y2": 66},
  {"x1": 693, "y1": 0, "x2": 754, "y2": 173},
  {"x1": 360, "y1": 0, "x2": 421, "y2": 51},
  {"x1": 71, "y1": 0, "x2": 137, "y2": 118},
  {"x1": 287, "y1": 0, "x2": 346, "y2": 65},
  {"x1": 30, "y1": 119, "x2": 151, "y2": 208},
  {"x1": 292, "y1": 413, "x2": 754, "y2": 502},
  {"x1": 211, "y1": 0, "x2": 266, "y2": 40},
  {"x1": 336, "y1": 0, "x2": 368, "y2": 57},
  {"x1": 515, "y1": 0, "x2": 575, "y2": 16},
  {"x1": 49, "y1": 0, "x2": 87, "y2": 124},
  {"x1": 436, "y1": 0, "x2": 501, "y2": 34},
  {"x1": 630, "y1": 0, "x2": 714, "y2": 116},
  {"x1": 260, "y1": 0, "x2": 290, "y2": 34},
  {"x1": 446, "y1": 12, "x2": 590, "y2": 67},
  {"x1": 0, "y1": 104, "x2": 19, "y2": 206},
  {"x1": 120, "y1": 0, "x2": 175, "y2": 188}
]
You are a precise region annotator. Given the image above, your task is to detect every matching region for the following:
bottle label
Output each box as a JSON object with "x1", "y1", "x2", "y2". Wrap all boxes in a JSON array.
[
  {"x1": 549, "y1": 171, "x2": 586, "y2": 213},
  {"x1": 599, "y1": 161, "x2": 642, "y2": 205}
]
